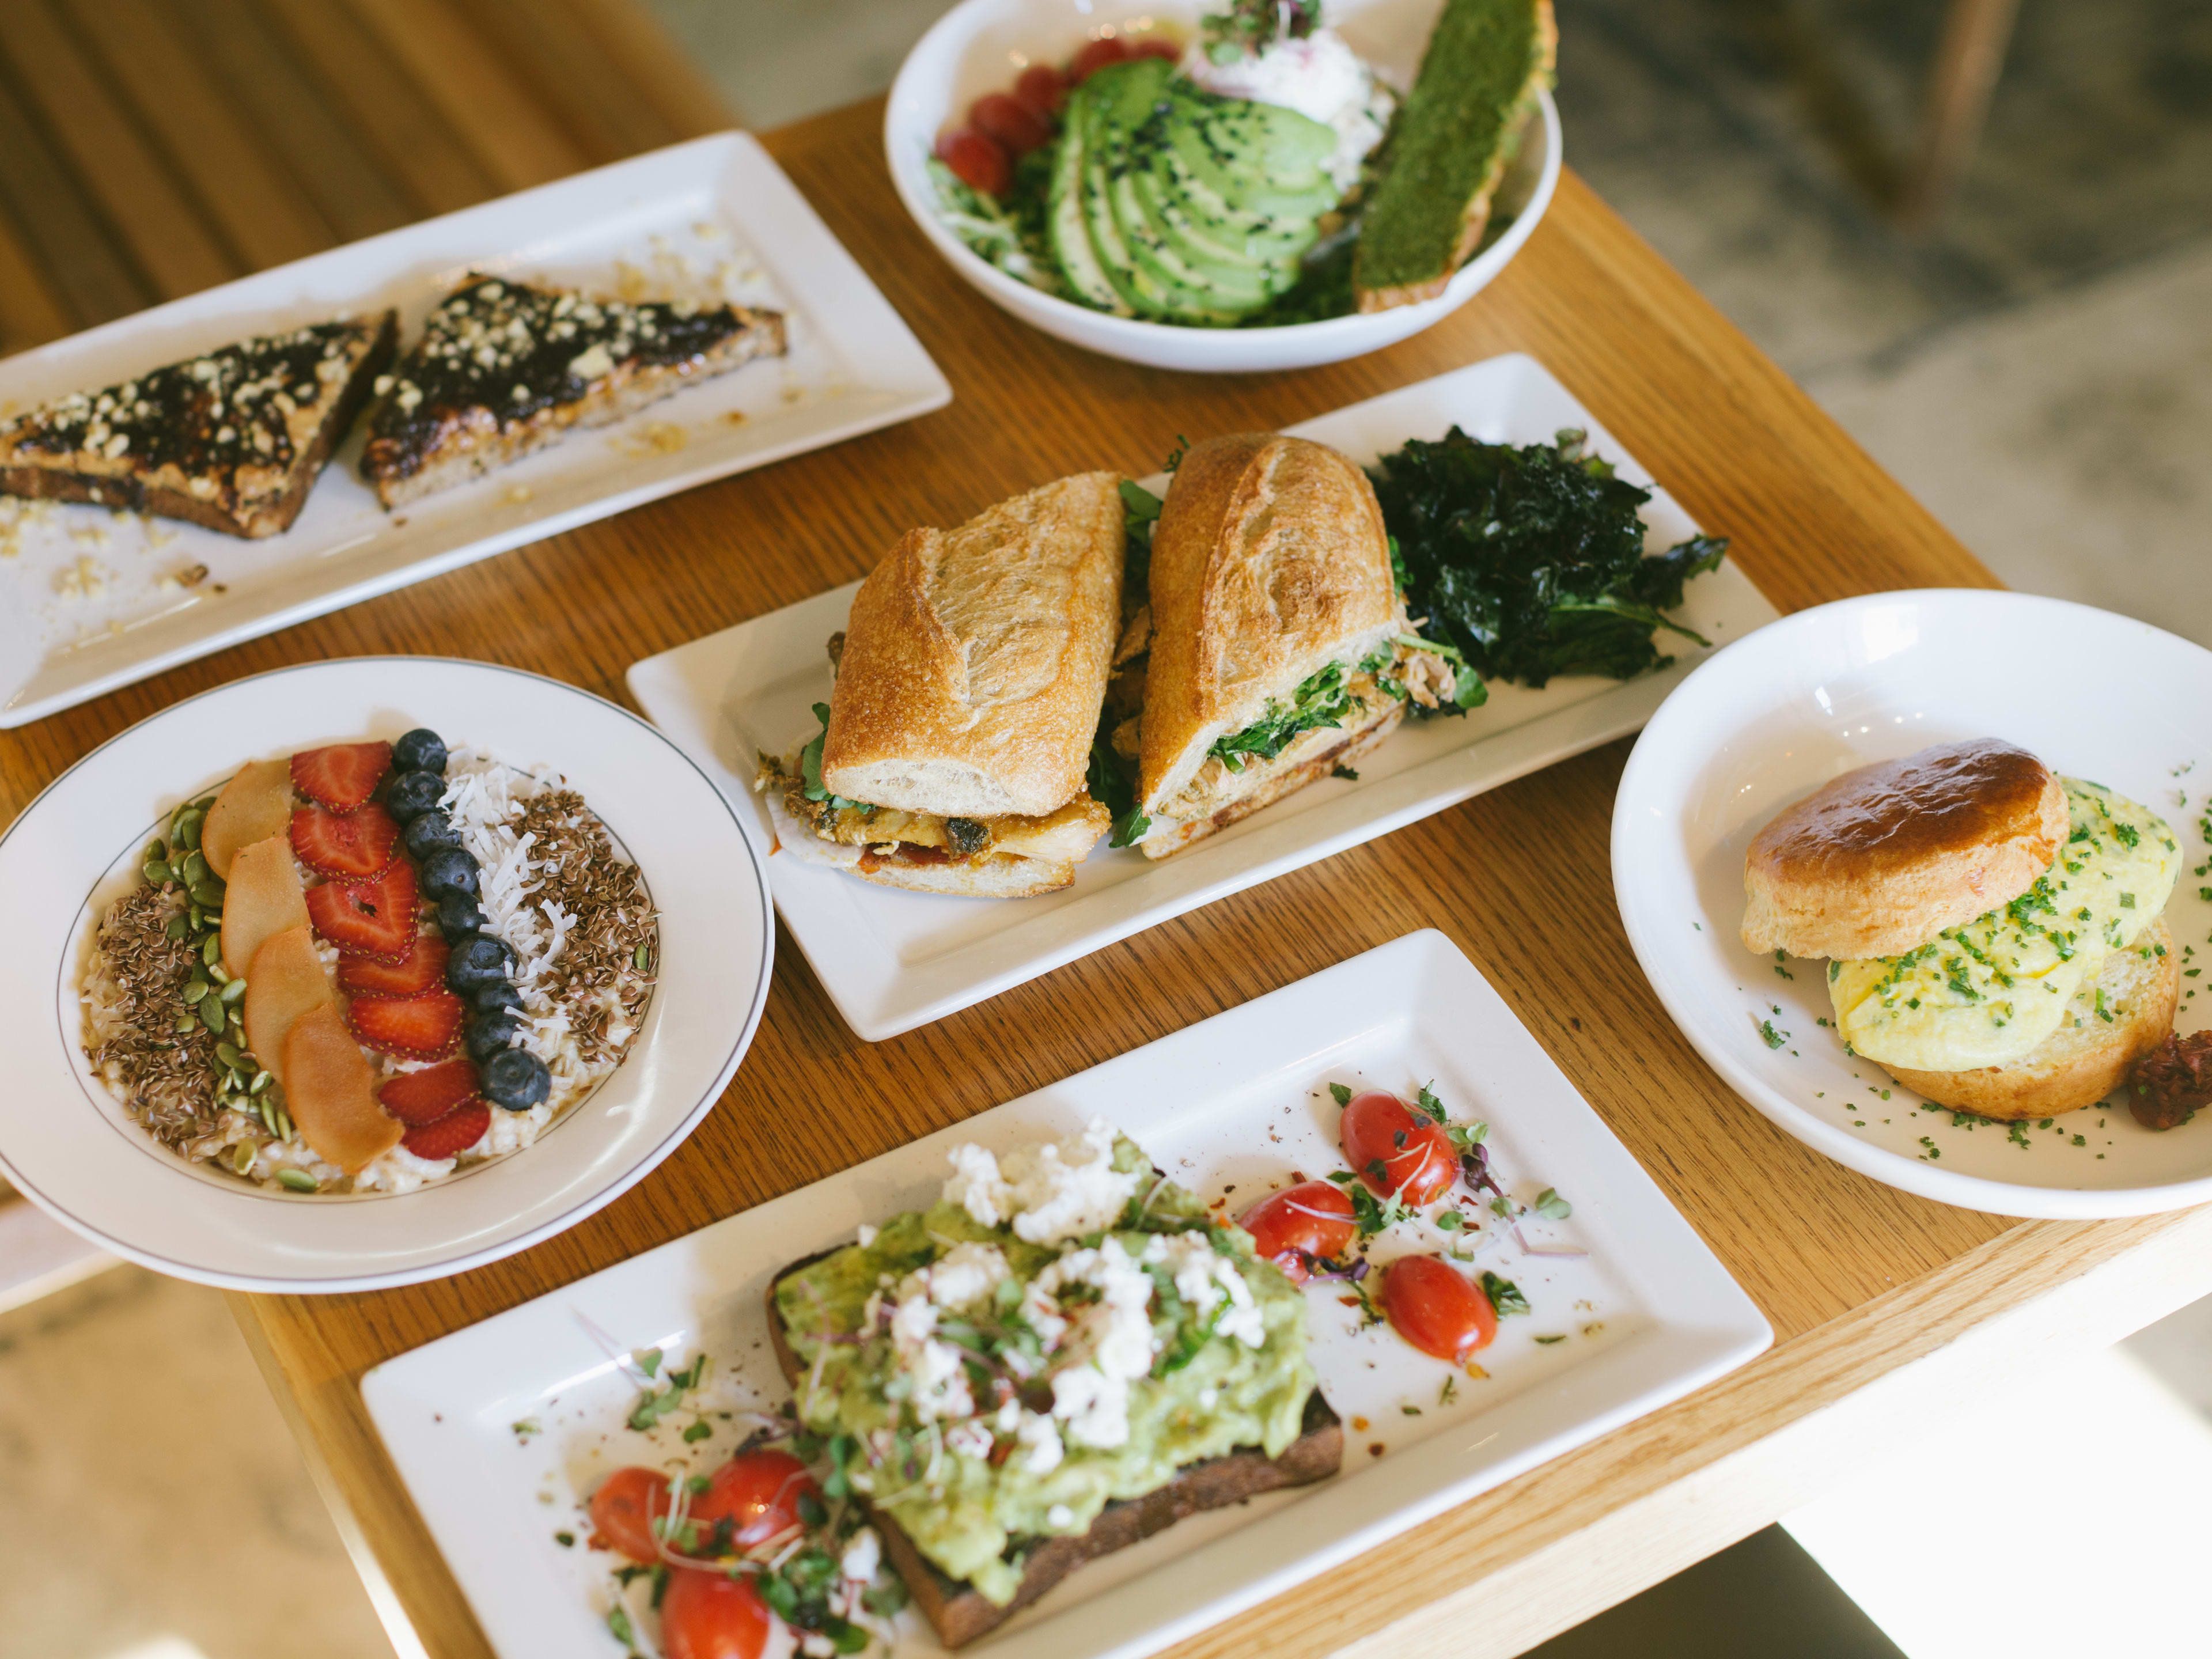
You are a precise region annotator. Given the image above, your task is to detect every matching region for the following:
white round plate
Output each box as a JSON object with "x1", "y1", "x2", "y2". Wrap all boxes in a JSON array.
[
  {"x1": 885, "y1": 0, "x2": 1562, "y2": 373},
  {"x1": 0, "y1": 658, "x2": 774, "y2": 1291},
  {"x1": 1613, "y1": 590, "x2": 2212, "y2": 1218}
]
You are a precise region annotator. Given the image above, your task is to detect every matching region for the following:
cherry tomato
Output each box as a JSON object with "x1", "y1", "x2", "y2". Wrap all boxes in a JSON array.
[
  {"x1": 1128, "y1": 35, "x2": 1183, "y2": 60},
  {"x1": 1381, "y1": 1254, "x2": 1497, "y2": 1363},
  {"x1": 1013, "y1": 63, "x2": 1066, "y2": 119},
  {"x1": 688, "y1": 1449, "x2": 819, "y2": 1551},
  {"x1": 661, "y1": 1567, "x2": 771, "y2": 1659},
  {"x1": 1068, "y1": 35, "x2": 1131, "y2": 81},
  {"x1": 589, "y1": 1465, "x2": 673, "y2": 1563},
  {"x1": 971, "y1": 91, "x2": 1052, "y2": 156},
  {"x1": 935, "y1": 126, "x2": 1012, "y2": 196},
  {"x1": 1240, "y1": 1181, "x2": 1357, "y2": 1283},
  {"x1": 1339, "y1": 1090, "x2": 1457, "y2": 1206}
]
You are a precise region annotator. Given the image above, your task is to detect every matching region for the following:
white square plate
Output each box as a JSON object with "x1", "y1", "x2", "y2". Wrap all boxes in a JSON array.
[
  {"x1": 0, "y1": 132, "x2": 950, "y2": 728},
  {"x1": 363, "y1": 929, "x2": 1769, "y2": 1659},
  {"x1": 627, "y1": 354, "x2": 1781, "y2": 1038}
]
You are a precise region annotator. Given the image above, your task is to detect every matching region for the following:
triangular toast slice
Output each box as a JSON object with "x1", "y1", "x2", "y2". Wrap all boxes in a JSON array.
[
  {"x1": 0, "y1": 313, "x2": 398, "y2": 537},
  {"x1": 360, "y1": 272, "x2": 786, "y2": 508}
]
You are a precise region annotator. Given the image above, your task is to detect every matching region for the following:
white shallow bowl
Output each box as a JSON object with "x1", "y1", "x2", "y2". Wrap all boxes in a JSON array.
[
  {"x1": 1613, "y1": 590, "x2": 2212, "y2": 1218},
  {"x1": 885, "y1": 0, "x2": 1562, "y2": 372},
  {"x1": 0, "y1": 658, "x2": 774, "y2": 1291}
]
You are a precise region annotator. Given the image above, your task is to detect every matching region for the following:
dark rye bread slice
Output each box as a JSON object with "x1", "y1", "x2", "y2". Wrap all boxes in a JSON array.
[
  {"x1": 361, "y1": 273, "x2": 785, "y2": 508},
  {"x1": 767, "y1": 1251, "x2": 1343, "y2": 1649},
  {"x1": 1352, "y1": 0, "x2": 1556, "y2": 312},
  {"x1": 0, "y1": 313, "x2": 397, "y2": 537}
]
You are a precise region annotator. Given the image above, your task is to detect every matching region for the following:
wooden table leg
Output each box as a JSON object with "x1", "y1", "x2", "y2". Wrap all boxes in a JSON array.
[{"x1": 1900, "y1": 0, "x2": 2021, "y2": 229}]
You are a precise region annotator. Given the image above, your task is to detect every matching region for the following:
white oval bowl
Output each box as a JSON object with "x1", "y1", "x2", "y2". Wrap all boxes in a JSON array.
[
  {"x1": 885, "y1": 0, "x2": 1563, "y2": 373},
  {"x1": 0, "y1": 658, "x2": 775, "y2": 1291},
  {"x1": 1612, "y1": 589, "x2": 2212, "y2": 1219}
]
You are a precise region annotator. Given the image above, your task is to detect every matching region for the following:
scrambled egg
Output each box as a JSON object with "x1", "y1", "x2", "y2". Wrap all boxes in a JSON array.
[{"x1": 1831, "y1": 779, "x2": 2179, "y2": 1071}]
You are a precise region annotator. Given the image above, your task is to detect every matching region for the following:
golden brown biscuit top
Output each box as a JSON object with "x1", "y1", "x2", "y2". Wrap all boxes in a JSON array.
[{"x1": 1749, "y1": 737, "x2": 2062, "y2": 878}]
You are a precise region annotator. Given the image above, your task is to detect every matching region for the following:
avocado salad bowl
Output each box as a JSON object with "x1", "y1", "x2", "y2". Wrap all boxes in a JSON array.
[{"x1": 886, "y1": 0, "x2": 1563, "y2": 373}]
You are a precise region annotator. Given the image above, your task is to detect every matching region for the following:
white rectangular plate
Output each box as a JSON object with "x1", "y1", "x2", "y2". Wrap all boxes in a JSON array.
[
  {"x1": 0, "y1": 132, "x2": 950, "y2": 728},
  {"x1": 363, "y1": 929, "x2": 1770, "y2": 1659},
  {"x1": 627, "y1": 353, "x2": 1781, "y2": 1039}
]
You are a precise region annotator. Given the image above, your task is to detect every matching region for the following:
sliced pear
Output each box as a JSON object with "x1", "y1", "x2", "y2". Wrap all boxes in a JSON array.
[
  {"x1": 282, "y1": 1003, "x2": 402, "y2": 1175},
  {"x1": 221, "y1": 834, "x2": 309, "y2": 981},
  {"x1": 200, "y1": 757, "x2": 294, "y2": 880},
  {"x1": 242, "y1": 926, "x2": 332, "y2": 1085}
]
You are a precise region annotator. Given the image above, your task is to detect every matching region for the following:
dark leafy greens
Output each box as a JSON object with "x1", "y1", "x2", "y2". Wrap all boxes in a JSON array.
[
  {"x1": 1209, "y1": 660, "x2": 1360, "y2": 772},
  {"x1": 1370, "y1": 427, "x2": 1728, "y2": 688},
  {"x1": 799, "y1": 702, "x2": 867, "y2": 812}
]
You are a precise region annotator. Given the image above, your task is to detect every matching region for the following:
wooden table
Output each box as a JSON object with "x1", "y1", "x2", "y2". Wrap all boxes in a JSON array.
[{"x1": 6, "y1": 89, "x2": 2210, "y2": 1659}]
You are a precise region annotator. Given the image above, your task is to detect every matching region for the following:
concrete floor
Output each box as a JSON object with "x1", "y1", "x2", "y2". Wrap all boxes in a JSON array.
[{"x1": 5, "y1": 3, "x2": 2210, "y2": 1657}]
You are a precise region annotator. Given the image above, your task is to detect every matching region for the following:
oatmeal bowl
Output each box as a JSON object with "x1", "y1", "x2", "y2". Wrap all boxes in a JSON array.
[{"x1": 1, "y1": 657, "x2": 773, "y2": 1290}]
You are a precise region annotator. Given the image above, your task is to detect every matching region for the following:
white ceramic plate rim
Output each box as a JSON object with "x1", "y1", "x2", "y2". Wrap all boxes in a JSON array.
[
  {"x1": 0, "y1": 657, "x2": 775, "y2": 1290},
  {"x1": 1613, "y1": 587, "x2": 2212, "y2": 1219},
  {"x1": 362, "y1": 927, "x2": 1770, "y2": 1659}
]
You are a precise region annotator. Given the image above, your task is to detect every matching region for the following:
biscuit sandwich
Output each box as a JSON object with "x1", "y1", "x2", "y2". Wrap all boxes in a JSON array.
[
  {"x1": 1743, "y1": 737, "x2": 2182, "y2": 1119},
  {"x1": 757, "y1": 472, "x2": 1126, "y2": 898}
]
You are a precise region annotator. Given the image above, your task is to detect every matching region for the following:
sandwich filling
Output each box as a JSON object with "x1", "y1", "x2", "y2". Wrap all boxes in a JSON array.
[
  {"x1": 1830, "y1": 779, "x2": 2179, "y2": 1073},
  {"x1": 775, "y1": 1121, "x2": 1315, "y2": 1607}
]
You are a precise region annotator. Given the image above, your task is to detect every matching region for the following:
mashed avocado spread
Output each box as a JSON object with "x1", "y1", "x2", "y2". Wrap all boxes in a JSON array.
[
  {"x1": 1832, "y1": 779, "x2": 2179, "y2": 1071},
  {"x1": 774, "y1": 1121, "x2": 1316, "y2": 1606}
]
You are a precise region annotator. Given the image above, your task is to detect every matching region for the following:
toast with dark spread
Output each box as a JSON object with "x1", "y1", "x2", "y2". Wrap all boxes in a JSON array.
[
  {"x1": 0, "y1": 313, "x2": 397, "y2": 537},
  {"x1": 766, "y1": 1248, "x2": 1343, "y2": 1649}
]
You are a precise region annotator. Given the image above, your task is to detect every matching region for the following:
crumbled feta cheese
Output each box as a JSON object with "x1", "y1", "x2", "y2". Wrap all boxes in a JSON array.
[
  {"x1": 944, "y1": 1419, "x2": 995, "y2": 1460},
  {"x1": 1015, "y1": 1411, "x2": 1063, "y2": 1474},
  {"x1": 942, "y1": 1119, "x2": 1140, "y2": 1244},
  {"x1": 1033, "y1": 1238, "x2": 1157, "y2": 1448},
  {"x1": 839, "y1": 1527, "x2": 880, "y2": 1582},
  {"x1": 885, "y1": 1290, "x2": 973, "y2": 1423},
  {"x1": 899, "y1": 1241, "x2": 1009, "y2": 1314},
  {"x1": 855, "y1": 1222, "x2": 877, "y2": 1248},
  {"x1": 1145, "y1": 1231, "x2": 1266, "y2": 1348},
  {"x1": 1047, "y1": 1503, "x2": 1074, "y2": 1529}
]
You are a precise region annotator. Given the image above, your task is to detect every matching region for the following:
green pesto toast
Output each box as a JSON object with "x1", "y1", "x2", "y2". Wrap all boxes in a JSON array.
[
  {"x1": 765, "y1": 1121, "x2": 1342, "y2": 1648},
  {"x1": 1353, "y1": 0, "x2": 1558, "y2": 311}
]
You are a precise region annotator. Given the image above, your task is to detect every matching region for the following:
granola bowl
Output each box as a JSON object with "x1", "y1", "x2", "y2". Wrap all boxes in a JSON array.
[{"x1": 0, "y1": 657, "x2": 774, "y2": 1291}]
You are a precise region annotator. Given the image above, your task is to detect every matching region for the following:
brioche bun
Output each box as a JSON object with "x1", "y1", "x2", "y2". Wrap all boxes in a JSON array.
[
  {"x1": 1741, "y1": 738, "x2": 2066, "y2": 960},
  {"x1": 1880, "y1": 920, "x2": 2180, "y2": 1119}
]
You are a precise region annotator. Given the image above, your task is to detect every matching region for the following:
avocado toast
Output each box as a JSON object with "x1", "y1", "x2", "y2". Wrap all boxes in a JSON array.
[{"x1": 766, "y1": 1120, "x2": 1342, "y2": 1647}]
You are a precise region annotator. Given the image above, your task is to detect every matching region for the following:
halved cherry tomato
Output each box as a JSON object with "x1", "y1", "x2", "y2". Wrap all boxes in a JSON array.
[
  {"x1": 589, "y1": 1465, "x2": 673, "y2": 1563},
  {"x1": 1381, "y1": 1254, "x2": 1497, "y2": 1362},
  {"x1": 1068, "y1": 35, "x2": 1131, "y2": 81},
  {"x1": 661, "y1": 1567, "x2": 771, "y2": 1659},
  {"x1": 971, "y1": 91, "x2": 1052, "y2": 156},
  {"x1": 1013, "y1": 62, "x2": 1066, "y2": 119},
  {"x1": 1240, "y1": 1181, "x2": 1357, "y2": 1283},
  {"x1": 1128, "y1": 35, "x2": 1183, "y2": 60},
  {"x1": 935, "y1": 127, "x2": 1012, "y2": 195},
  {"x1": 688, "y1": 1449, "x2": 819, "y2": 1552},
  {"x1": 1339, "y1": 1090, "x2": 1457, "y2": 1206}
]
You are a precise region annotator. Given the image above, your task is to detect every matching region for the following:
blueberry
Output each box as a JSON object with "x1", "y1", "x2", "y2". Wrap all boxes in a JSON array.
[
  {"x1": 465, "y1": 1009, "x2": 525, "y2": 1062},
  {"x1": 446, "y1": 931, "x2": 517, "y2": 994},
  {"x1": 482, "y1": 1048, "x2": 551, "y2": 1112},
  {"x1": 436, "y1": 892, "x2": 488, "y2": 938},
  {"x1": 403, "y1": 810, "x2": 461, "y2": 861},
  {"x1": 393, "y1": 728, "x2": 448, "y2": 775},
  {"x1": 384, "y1": 770, "x2": 445, "y2": 823},
  {"x1": 471, "y1": 979, "x2": 524, "y2": 1014},
  {"x1": 419, "y1": 847, "x2": 480, "y2": 900}
]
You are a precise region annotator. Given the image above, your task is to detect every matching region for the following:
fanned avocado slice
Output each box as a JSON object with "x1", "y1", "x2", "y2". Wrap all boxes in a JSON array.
[{"x1": 1047, "y1": 75, "x2": 1126, "y2": 313}]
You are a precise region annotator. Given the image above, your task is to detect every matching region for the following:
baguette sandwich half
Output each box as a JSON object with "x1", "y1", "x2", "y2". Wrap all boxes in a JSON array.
[
  {"x1": 757, "y1": 472, "x2": 1125, "y2": 897},
  {"x1": 1131, "y1": 434, "x2": 1472, "y2": 858}
]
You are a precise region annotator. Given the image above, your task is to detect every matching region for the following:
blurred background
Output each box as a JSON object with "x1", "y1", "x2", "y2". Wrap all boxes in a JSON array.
[{"x1": 2, "y1": 2, "x2": 2209, "y2": 1657}]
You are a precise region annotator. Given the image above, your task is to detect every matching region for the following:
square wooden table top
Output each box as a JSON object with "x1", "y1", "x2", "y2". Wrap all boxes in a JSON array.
[{"x1": 4, "y1": 67, "x2": 2209, "y2": 1659}]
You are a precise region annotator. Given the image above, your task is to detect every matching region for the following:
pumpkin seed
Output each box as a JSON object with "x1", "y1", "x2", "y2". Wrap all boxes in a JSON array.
[
  {"x1": 177, "y1": 811, "x2": 203, "y2": 851},
  {"x1": 258, "y1": 1098, "x2": 279, "y2": 1138},
  {"x1": 275, "y1": 1169, "x2": 317, "y2": 1194},
  {"x1": 219, "y1": 977, "x2": 247, "y2": 1004},
  {"x1": 162, "y1": 914, "x2": 187, "y2": 941},
  {"x1": 207, "y1": 960, "x2": 229, "y2": 985},
  {"x1": 146, "y1": 837, "x2": 168, "y2": 862},
  {"x1": 634, "y1": 943, "x2": 653, "y2": 972},
  {"x1": 181, "y1": 850, "x2": 209, "y2": 887},
  {"x1": 174, "y1": 1011, "x2": 198, "y2": 1035},
  {"x1": 274, "y1": 1105, "x2": 295, "y2": 1141},
  {"x1": 214, "y1": 1040, "x2": 241, "y2": 1069},
  {"x1": 250, "y1": 1070, "x2": 272, "y2": 1095},
  {"x1": 187, "y1": 882, "x2": 221, "y2": 910},
  {"x1": 200, "y1": 995, "x2": 226, "y2": 1035},
  {"x1": 181, "y1": 980, "x2": 210, "y2": 1006},
  {"x1": 228, "y1": 1141, "x2": 258, "y2": 1176},
  {"x1": 201, "y1": 934, "x2": 221, "y2": 966},
  {"x1": 192, "y1": 794, "x2": 216, "y2": 813},
  {"x1": 142, "y1": 859, "x2": 169, "y2": 887}
]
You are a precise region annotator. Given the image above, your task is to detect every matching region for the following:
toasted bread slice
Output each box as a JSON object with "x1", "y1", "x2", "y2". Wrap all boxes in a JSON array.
[
  {"x1": 766, "y1": 1252, "x2": 1343, "y2": 1649},
  {"x1": 0, "y1": 313, "x2": 397, "y2": 537},
  {"x1": 360, "y1": 273, "x2": 785, "y2": 507}
]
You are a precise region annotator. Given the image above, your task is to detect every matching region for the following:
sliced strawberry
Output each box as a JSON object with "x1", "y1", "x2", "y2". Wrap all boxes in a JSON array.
[
  {"x1": 291, "y1": 742, "x2": 392, "y2": 811},
  {"x1": 348, "y1": 987, "x2": 465, "y2": 1060},
  {"x1": 338, "y1": 931, "x2": 448, "y2": 998},
  {"x1": 291, "y1": 803, "x2": 400, "y2": 880},
  {"x1": 399, "y1": 1098, "x2": 490, "y2": 1161},
  {"x1": 377, "y1": 1058, "x2": 482, "y2": 1126},
  {"x1": 305, "y1": 862, "x2": 419, "y2": 962}
]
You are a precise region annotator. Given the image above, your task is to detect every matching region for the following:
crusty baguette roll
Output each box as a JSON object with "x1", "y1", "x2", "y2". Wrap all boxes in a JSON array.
[
  {"x1": 1741, "y1": 738, "x2": 2066, "y2": 961},
  {"x1": 824, "y1": 472, "x2": 1126, "y2": 819},
  {"x1": 1139, "y1": 434, "x2": 1403, "y2": 818},
  {"x1": 1881, "y1": 919, "x2": 2180, "y2": 1119},
  {"x1": 1141, "y1": 700, "x2": 1402, "y2": 859}
]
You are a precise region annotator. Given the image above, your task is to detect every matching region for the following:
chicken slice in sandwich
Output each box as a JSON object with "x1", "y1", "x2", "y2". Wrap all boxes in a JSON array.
[
  {"x1": 757, "y1": 472, "x2": 1125, "y2": 897},
  {"x1": 1129, "y1": 433, "x2": 1475, "y2": 859}
]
